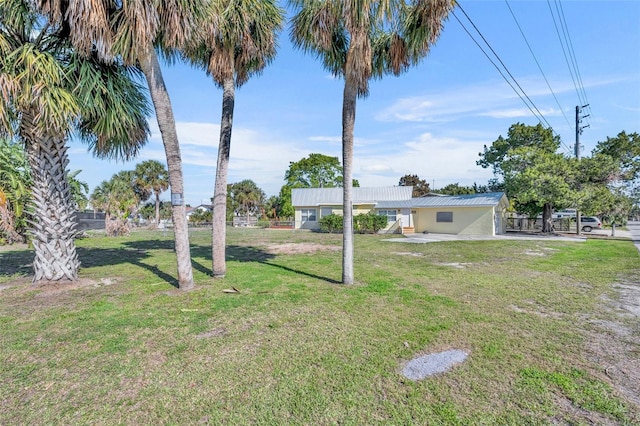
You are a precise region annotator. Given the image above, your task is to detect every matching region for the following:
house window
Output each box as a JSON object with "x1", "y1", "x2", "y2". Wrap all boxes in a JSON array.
[
  {"x1": 301, "y1": 208, "x2": 317, "y2": 221},
  {"x1": 436, "y1": 211, "x2": 453, "y2": 222},
  {"x1": 378, "y1": 209, "x2": 397, "y2": 222}
]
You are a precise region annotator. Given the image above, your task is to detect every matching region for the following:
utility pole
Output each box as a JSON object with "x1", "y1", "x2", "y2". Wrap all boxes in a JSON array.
[{"x1": 575, "y1": 105, "x2": 590, "y2": 235}]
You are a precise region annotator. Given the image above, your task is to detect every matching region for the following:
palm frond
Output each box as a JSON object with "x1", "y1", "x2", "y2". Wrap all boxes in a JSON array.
[
  {"x1": 69, "y1": 54, "x2": 151, "y2": 161},
  {"x1": 37, "y1": 0, "x2": 114, "y2": 61},
  {"x1": 403, "y1": 0, "x2": 454, "y2": 63},
  {"x1": 184, "y1": 0, "x2": 283, "y2": 88},
  {"x1": 111, "y1": 0, "x2": 159, "y2": 65}
]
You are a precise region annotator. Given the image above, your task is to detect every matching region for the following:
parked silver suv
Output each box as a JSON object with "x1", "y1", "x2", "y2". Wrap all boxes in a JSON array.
[{"x1": 580, "y1": 216, "x2": 602, "y2": 232}]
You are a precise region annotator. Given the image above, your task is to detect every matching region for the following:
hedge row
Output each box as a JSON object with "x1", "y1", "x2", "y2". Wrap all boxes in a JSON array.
[{"x1": 319, "y1": 213, "x2": 388, "y2": 234}]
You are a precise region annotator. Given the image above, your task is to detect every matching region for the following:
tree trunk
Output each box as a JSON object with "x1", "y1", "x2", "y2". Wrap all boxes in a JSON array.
[
  {"x1": 0, "y1": 202, "x2": 24, "y2": 244},
  {"x1": 341, "y1": 79, "x2": 358, "y2": 285},
  {"x1": 542, "y1": 202, "x2": 554, "y2": 233},
  {"x1": 212, "y1": 76, "x2": 235, "y2": 277},
  {"x1": 21, "y1": 112, "x2": 80, "y2": 281},
  {"x1": 154, "y1": 191, "x2": 161, "y2": 227},
  {"x1": 139, "y1": 43, "x2": 194, "y2": 290}
]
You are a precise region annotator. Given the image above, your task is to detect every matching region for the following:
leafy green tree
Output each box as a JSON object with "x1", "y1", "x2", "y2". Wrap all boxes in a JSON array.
[
  {"x1": 183, "y1": 0, "x2": 283, "y2": 278},
  {"x1": 503, "y1": 147, "x2": 575, "y2": 231},
  {"x1": 398, "y1": 174, "x2": 430, "y2": 197},
  {"x1": 593, "y1": 131, "x2": 640, "y2": 185},
  {"x1": 278, "y1": 153, "x2": 360, "y2": 218},
  {"x1": 0, "y1": 138, "x2": 31, "y2": 243},
  {"x1": 134, "y1": 160, "x2": 169, "y2": 227},
  {"x1": 228, "y1": 180, "x2": 265, "y2": 221},
  {"x1": 91, "y1": 171, "x2": 141, "y2": 236},
  {"x1": 478, "y1": 123, "x2": 560, "y2": 174},
  {"x1": 285, "y1": 153, "x2": 345, "y2": 188},
  {"x1": 573, "y1": 152, "x2": 632, "y2": 223},
  {"x1": 290, "y1": 0, "x2": 453, "y2": 283},
  {"x1": 277, "y1": 185, "x2": 295, "y2": 219},
  {"x1": 479, "y1": 124, "x2": 567, "y2": 232},
  {"x1": 434, "y1": 183, "x2": 476, "y2": 195},
  {"x1": 264, "y1": 195, "x2": 282, "y2": 220},
  {"x1": 1, "y1": 0, "x2": 149, "y2": 281}
]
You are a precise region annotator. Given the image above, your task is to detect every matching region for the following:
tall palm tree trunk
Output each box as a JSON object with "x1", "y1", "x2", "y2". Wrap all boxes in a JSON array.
[
  {"x1": 341, "y1": 80, "x2": 358, "y2": 285},
  {"x1": 212, "y1": 76, "x2": 235, "y2": 277},
  {"x1": 139, "y1": 43, "x2": 194, "y2": 290},
  {"x1": 22, "y1": 112, "x2": 80, "y2": 282}
]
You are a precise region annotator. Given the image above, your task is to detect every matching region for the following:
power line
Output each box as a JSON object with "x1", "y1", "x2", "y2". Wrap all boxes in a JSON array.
[
  {"x1": 504, "y1": 0, "x2": 573, "y2": 132},
  {"x1": 547, "y1": 0, "x2": 591, "y2": 125},
  {"x1": 556, "y1": 0, "x2": 591, "y2": 119},
  {"x1": 453, "y1": 4, "x2": 573, "y2": 154}
]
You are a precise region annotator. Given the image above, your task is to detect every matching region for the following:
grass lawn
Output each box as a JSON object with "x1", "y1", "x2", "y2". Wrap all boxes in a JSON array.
[{"x1": 0, "y1": 228, "x2": 639, "y2": 424}]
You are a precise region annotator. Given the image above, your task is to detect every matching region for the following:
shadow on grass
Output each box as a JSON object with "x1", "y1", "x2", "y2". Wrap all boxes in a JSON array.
[
  {"x1": 0, "y1": 249, "x2": 33, "y2": 277},
  {"x1": 0, "y1": 238, "x2": 340, "y2": 286},
  {"x1": 264, "y1": 262, "x2": 341, "y2": 284},
  {"x1": 191, "y1": 244, "x2": 339, "y2": 283},
  {"x1": 78, "y1": 245, "x2": 180, "y2": 288}
]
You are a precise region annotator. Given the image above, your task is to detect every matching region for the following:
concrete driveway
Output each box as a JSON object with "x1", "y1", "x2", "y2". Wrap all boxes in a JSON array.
[
  {"x1": 385, "y1": 225, "x2": 635, "y2": 245},
  {"x1": 625, "y1": 221, "x2": 640, "y2": 254}
]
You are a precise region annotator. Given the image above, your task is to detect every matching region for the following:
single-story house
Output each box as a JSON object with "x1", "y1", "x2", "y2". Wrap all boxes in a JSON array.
[
  {"x1": 186, "y1": 204, "x2": 212, "y2": 219},
  {"x1": 291, "y1": 187, "x2": 509, "y2": 236}
]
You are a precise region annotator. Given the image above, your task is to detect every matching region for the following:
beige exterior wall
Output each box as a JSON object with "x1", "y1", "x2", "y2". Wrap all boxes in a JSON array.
[
  {"x1": 295, "y1": 204, "x2": 397, "y2": 231},
  {"x1": 414, "y1": 206, "x2": 496, "y2": 235}
]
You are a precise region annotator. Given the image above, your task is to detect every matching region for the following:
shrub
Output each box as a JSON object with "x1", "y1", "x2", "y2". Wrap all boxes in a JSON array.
[
  {"x1": 319, "y1": 213, "x2": 343, "y2": 233},
  {"x1": 354, "y1": 212, "x2": 388, "y2": 233}
]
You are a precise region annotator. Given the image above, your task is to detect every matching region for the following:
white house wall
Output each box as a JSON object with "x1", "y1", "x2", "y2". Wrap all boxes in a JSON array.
[{"x1": 294, "y1": 207, "x2": 319, "y2": 229}]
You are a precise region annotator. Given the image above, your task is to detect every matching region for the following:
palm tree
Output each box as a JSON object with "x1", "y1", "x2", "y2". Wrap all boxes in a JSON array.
[
  {"x1": 1, "y1": 0, "x2": 149, "y2": 281},
  {"x1": 290, "y1": 0, "x2": 454, "y2": 284},
  {"x1": 134, "y1": 160, "x2": 169, "y2": 227},
  {"x1": 183, "y1": 0, "x2": 283, "y2": 277},
  {"x1": 91, "y1": 171, "x2": 141, "y2": 236},
  {"x1": 229, "y1": 179, "x2": 265, "y2": 223},
  {"x1": 37, "y1": 0, "x2": 205, "y2": 289},
  {"x1": 67, "y1": 170, "x2": 90, "y2": 211}
]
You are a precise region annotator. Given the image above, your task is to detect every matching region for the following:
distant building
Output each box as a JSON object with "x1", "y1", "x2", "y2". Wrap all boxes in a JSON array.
[{"x1": 291, "y1": 187, "x2": 509, "y2": 236}]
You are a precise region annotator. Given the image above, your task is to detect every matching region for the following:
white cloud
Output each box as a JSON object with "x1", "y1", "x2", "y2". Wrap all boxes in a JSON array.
[
  {"x1": 361, "y1": 164, "x2": 394, "y2": 173},
  {"x1": 480, "y1": 107, "x2": 561, "y2": 119},
  {"x1": 308, "y1": 136, "x2": 342, "y2": 144},
  {"x1": 354, "y1": 132, "x2": 493, "y2": 189}
]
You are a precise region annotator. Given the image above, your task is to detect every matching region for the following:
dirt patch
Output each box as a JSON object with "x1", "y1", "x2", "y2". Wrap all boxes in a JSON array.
[
  {"x1": 392, "y1": 252, "x2": 424, "y2": 257},
  {"x1": 435, "y1": 262, "x2": 474, "y2": 269},
  {"x1": 583, "y1": 277, "x2": 640, "y2": 413},
  {"x1": 509, "y1": 301, "x2": 564, "y2": 319},
  {"x1": 264, "y1": 243, "x2": 341, "y2": 255},
  {"x1": 196, "y1": 327, "x2": 228, "y2": 339},
  {"x1": 0, "y1": 243, "x2": 28, "y2": 252},
  {"x1": 0, "y1": 277, "x2": 118, "y2": 295}
]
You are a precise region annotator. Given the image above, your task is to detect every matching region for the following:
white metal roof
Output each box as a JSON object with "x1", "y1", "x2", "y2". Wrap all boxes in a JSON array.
[
  {"x1": 291, "y1": 186, "x2": 413, "y2": 206},
  {"x1": 376, "y1": 192, "x2": 507, "y2": 209}
]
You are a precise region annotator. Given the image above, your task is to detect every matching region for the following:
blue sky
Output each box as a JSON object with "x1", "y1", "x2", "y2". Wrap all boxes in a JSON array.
[{"x1": 67, "y1": 0, "x2": 640, "y2": 207}]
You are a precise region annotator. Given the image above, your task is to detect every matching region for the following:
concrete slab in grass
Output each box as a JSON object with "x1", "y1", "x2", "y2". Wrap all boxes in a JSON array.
[{"x1": 402, "y1": 349, "x2": 469, "y2": 381}]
